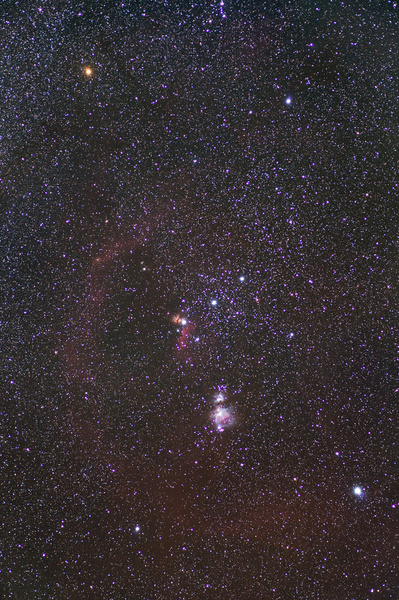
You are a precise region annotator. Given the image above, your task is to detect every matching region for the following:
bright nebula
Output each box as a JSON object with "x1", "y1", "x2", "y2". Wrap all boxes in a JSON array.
[{"x1": 212, "y1": 406, "x2": 234, "y2": 431}]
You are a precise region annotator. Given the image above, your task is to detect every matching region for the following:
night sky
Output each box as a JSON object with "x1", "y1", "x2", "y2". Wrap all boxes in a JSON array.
[{"x1": 2, "y1": 1, "x2": 398, "y2": 598}]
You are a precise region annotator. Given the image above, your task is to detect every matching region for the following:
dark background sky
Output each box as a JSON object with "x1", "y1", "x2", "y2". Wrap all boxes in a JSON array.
[{"x1": 2, "y1": 1, "x2": 397, "y2": 598}]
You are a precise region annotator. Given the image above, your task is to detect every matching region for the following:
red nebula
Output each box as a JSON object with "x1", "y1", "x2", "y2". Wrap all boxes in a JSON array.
[{"x1": 212, "y1": 406, "x2": 235, "y2": 431}]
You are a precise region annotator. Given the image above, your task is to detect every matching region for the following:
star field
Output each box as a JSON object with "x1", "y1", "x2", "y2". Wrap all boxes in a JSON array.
[{"x1": 2, "y1": 1, "x2": 398, "y2": 599}]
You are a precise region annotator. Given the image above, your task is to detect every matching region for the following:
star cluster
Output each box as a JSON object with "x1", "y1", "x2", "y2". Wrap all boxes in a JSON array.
[{"x1": 2, "y1": 1, "x2": 397, "y2": 599}]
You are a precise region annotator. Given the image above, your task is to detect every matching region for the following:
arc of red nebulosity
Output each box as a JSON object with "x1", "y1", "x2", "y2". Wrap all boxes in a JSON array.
[
  {"x1": 62, "y1": 207, "x2": 168, "y2": 384},
  {"x1": 63, "y1": 236, "x2": 146, "y2": 383}
]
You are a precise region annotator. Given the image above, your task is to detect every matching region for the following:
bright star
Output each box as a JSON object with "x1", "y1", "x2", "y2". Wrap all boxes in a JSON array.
[
  {"x1": 353, "y1": 486, "x2": 363, "y2": 496},
  {"x1": 211, "y1": 299, "x2": 218, "y2": 306},
  {"x1": 285, "y1": 97, "x2": 291, "y2": 104}
]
